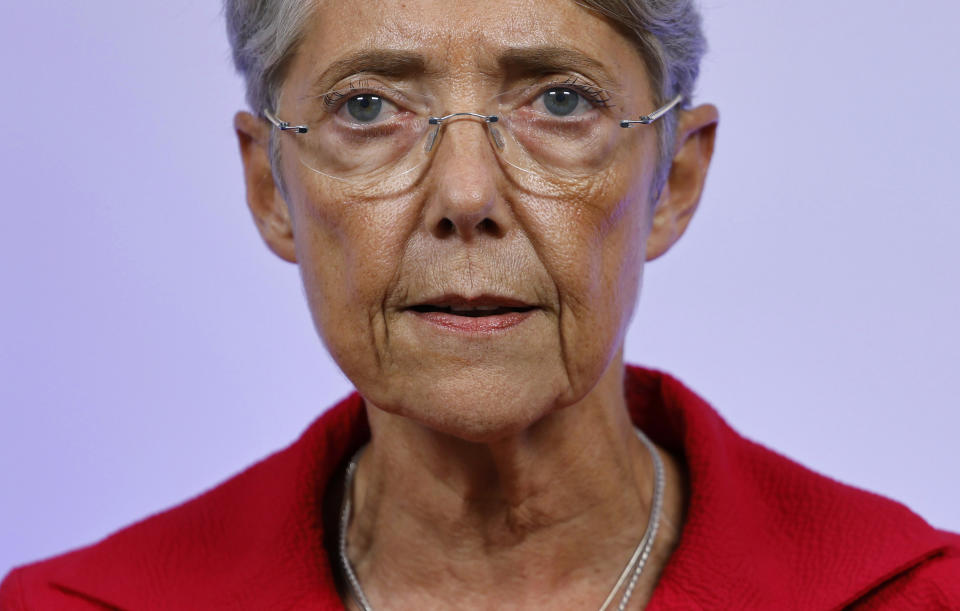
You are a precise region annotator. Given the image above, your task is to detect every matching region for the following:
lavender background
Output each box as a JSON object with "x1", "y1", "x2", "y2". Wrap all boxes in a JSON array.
[{"x1": 2, "y1": 0, "x2": 958, "y2": 576}]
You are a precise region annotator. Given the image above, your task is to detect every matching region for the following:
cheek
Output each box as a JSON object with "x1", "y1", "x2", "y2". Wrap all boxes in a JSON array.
[
  {"x1": 285, "y1": 170, "x2": 415, "y2": 376},
  {"x1": 523, "y1": 164, "x2": 653, "y2": 387},
  {"x1": 587, "y1": 141, "x2": 658, "y2": 322}
]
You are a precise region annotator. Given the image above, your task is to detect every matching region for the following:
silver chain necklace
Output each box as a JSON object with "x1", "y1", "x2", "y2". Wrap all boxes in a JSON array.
[{"x1": 338, "y1": 426, "x2": 664, "y2": 611}]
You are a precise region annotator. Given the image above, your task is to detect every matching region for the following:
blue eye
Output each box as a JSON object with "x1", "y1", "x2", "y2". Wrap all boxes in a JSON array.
[
  {"x1": 346, "y1": 94, "x2": 383, "y2": 123},
  {"x1": 542, "y1": 87, "x2": 581, "y2": 116}
]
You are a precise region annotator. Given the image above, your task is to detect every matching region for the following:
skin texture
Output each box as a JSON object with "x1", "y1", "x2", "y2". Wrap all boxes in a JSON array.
[{"x1": 234, "y1": 0, "x2": 717, "y2": 608}]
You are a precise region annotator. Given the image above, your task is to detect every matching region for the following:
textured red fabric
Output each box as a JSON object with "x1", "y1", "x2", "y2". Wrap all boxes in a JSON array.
[{"x1": 2, "y1": 366, "x2": 958, "y2": 610}]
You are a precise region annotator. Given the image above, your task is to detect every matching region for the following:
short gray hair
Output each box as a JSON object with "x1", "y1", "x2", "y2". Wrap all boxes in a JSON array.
[{"x1": 224, "y1": 0, "x2": 706, "y2": 197}]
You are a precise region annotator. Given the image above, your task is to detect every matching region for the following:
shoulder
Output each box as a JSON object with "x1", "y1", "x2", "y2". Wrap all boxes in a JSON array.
[
  {"x1": 0, "y1": 565, "x2": 101, "y2": 611},
  {"x1": 623, "y1": 365, "x2": 960, "y2": 609},
  {"x1": 0, "y1": 392, "x2": 366, "y2": 610},
  {"x1": 846, "y1": 533, "x2": 960, "y2": 609}
]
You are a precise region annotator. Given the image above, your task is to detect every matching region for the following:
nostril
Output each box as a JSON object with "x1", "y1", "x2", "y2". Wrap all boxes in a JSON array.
[
  {"x1": 433, "y1": 216, "x2": 500, "y2": 239},
  {"x1": 436, "y1": 217, "x2": 455, "y2": 236},
  {"x1": 431, "y1": 214, "x2": 502, "y2": 239},
  {"x1": 477, "y1": 218, "x2": 499, "y2": 236}
]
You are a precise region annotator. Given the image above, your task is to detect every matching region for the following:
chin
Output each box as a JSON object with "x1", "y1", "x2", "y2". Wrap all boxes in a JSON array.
[{"x1": 364, "y1": 364, "x2": 572, "y2": 444}]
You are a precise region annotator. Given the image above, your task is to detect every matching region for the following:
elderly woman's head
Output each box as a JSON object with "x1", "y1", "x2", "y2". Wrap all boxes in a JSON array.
[{"x1": 229, "y1": 0, "x2": 717, "y2": 442}]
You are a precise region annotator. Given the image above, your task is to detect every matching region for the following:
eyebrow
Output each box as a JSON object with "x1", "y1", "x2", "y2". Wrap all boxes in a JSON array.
[
  {"x1": 308, "y1": 50, "x2": 428, "y2": 94},
  {"x1": 497, "y1": 47, "x2": 617, "y2": 88}
]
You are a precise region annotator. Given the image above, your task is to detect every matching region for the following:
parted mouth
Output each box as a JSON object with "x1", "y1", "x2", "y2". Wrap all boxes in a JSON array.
[{"x1": 407, "y1": 294, "x2": 537, "y2": 317}]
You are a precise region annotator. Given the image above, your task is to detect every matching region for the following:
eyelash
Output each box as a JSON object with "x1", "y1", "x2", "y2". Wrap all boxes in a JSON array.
[
  {"x1": 322, "y1": 79, "x2": 372, "y2": 109},
  {"x1": 552, "y1": 76, "x2": 612, "y2": 109}
]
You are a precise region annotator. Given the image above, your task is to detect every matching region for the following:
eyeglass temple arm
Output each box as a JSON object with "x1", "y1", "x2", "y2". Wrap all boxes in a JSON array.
[
  {"x1": 619, "y1": 94, "x2": 684, "y2": 128},
  {"x1": 264, "y1": 109, "x2": 309, "y2": 134}
]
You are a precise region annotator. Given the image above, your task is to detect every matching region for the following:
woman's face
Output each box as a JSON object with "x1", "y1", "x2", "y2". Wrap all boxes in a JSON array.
[{"x1": 271, "y1": 0, "x2": 668, "y2": 441}]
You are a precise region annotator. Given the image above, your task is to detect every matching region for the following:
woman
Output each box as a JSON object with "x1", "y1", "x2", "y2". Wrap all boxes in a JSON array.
[{"x1": 2, "y1": 0, "x2": 958, "y2": 608}]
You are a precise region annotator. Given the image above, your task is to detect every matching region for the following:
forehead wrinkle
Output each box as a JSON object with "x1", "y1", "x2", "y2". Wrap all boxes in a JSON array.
[
  {"x1": 303, "y1": 0, "x2": 640, "y2": 96},
  {"x1": 414, "y1": 27, "x2": 620, "y2": 85}
]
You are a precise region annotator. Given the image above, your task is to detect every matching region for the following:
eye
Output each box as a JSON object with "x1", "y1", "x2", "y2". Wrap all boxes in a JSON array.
[
  {"x1": 345, "y1": 94, "x2": 385, "y2": 123},
  {"x1": 323, "y1": 83, "x2": 421, "y2": 127},
  {"x1": 541, "y1": 87, "x2": 586, "y2": 117}
]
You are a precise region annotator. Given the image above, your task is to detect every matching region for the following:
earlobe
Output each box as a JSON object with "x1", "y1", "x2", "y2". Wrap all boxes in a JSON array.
[
  {"x1": 645, "y1": 104, "x2": 718, "y2": 262},
  {"x1": 234, "y1": 111, "x2": 298, "y2": 263}
]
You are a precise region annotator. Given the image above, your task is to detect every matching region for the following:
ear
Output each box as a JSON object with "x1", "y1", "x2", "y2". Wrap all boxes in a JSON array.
[
  {"x1": 645, "y1": 104, "x2": 719, "y2": 261},
  {"x1": 234, "y1": 111, "x2": 297, "y2": 263}
]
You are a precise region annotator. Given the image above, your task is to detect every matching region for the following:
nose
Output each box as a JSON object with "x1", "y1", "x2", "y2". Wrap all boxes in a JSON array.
[{"x1": 421, "y1": 115, "x2": 511, "y2": 241}]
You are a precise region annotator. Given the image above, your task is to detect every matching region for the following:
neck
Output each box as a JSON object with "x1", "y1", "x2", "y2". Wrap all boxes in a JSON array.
[{"x1": 343, "y1": 357, "x2": 686, "y2": 609}]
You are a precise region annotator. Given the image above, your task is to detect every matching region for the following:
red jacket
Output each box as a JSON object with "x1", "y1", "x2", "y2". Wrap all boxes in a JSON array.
[{"x1": 2, "y1": 366, "x2": 958, "y2": 609}]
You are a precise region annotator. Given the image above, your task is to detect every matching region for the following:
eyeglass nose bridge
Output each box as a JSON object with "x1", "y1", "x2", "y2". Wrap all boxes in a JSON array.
[
  {"x1": 428, "y1": 112, "x2": 499, "y2": 125},
  {"x1": 424, "y1": 112, "x2": 503, "y2": 154}
]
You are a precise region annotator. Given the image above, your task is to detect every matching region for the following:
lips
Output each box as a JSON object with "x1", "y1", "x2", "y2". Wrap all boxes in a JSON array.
[
  {"x1": 409, "y1": 304, "x2": 534, "y2": 317},
  {"x1": 407, "y1": 295, "x2": 536, "y2": 317},
  {"x1": 405, "y1": 294, "x2": 538, "y2": 332}
]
